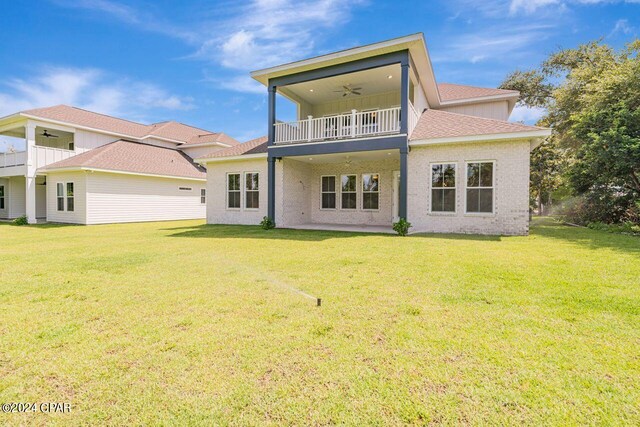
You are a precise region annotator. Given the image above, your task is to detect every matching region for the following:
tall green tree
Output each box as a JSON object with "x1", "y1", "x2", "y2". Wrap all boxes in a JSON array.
[{"x1": 500, "y1": 39, "x2": 640, "y2": 223}]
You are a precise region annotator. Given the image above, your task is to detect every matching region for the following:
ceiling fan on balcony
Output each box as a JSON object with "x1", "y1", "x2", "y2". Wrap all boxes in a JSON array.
[
  {"x1": 41, "y1": 130, "x2": 59, "y2": 138},
  {"x1": 334, "y1": 85, "x2": 362, "y2": 97}
]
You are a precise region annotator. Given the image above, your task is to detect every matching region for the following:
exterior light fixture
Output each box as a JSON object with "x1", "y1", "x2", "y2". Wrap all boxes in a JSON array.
[{"x1": 387, "y1": 75, "x2": 393, "y2": 79}]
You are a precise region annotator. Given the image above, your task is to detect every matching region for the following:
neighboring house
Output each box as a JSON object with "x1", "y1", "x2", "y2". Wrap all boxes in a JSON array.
[
  {"x1": 198, "y1": 33, "x2": 551, "y2": 235},
  {"x1": 0, "y1": 105, "x2": 238, "y2": 224}
]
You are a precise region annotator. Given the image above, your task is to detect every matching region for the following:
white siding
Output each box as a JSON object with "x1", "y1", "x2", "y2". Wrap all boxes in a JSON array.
[
  {"x1": 206, "y1": 158, "x2": 268, "y2": 225},
  {"x1": 407, "y1": 140, "x2": 531, "y2": 235},
  {"x1": 5, "y1": 176, "x2": 26, "y2": 219},
  {"x1": 439, "y1": 101, "x2": 510, "y2": 121},
  {"x1": 74, "y1": 130, "x2": 120, "y2": 153},
  {"x1": 46, "y1": 172, "x2": 87, "y2": 224},
  {"x1": 85, "y1": 172, "x2": 205, "y2": 224}
]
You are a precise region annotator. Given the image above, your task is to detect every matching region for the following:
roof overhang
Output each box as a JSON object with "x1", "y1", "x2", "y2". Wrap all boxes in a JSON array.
[
  {"x1": 38, "y1": 166, "x2": 206, "y2": 181},
  {"x1": 179, "y1": 141, "x2": 234, "y2": 149},
  {"x1": 196, "y1": 153, "x2": 267, "y2": 164},
  {"x1": 410, "y1": 129, "x2": 551, "y2": 148},
  {"x1": 251, "y1": 33, "x2": 441, "y2": 107},
  {"x1": 439, "y1": 93, "x2": 520, "y2": 114}
]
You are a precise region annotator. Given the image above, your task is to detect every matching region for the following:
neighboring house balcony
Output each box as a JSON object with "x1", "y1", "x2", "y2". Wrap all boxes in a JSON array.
[
  {"x1": 273, "y1": 103, "x2": 420, "y2": 145},
  {"x1": 0, "y1": 122, "x2": 75, "y2": 177}
]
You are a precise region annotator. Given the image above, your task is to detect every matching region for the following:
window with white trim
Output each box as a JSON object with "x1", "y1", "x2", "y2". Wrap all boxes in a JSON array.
[
  {"x1": 66, "y1": 182, "x2": 75, "y2": 212},
  {"x1": 200, "y1": 188, "x2": 206, "y2": 204},
  {"x1": 227, "y1": 173, "x2": 240, "y2": 209},
  {"x1": 57, "y1": 183, "x2": 64, "y2": 211},
  {"x1": 0, "y1": 185, "x2": 4, "y2": 210},
  {"x1": 362, "y1": 173, "x2": 380, "y2": 210},
  {"x1": 466, "y1": 162, "x2": 494, "y2": 213},
  {"x1": 341, "y1": 175, "x2": 357, "y2": 209},
  {"x1": 245, "y1": 172, "x2": 259, "y2": 209},
  {"x1": 321, "y1": 176, "x2": 336, "y2": 209},
  {"x1": 431, "y1": 163, "x2": 456, "y2": 212}
]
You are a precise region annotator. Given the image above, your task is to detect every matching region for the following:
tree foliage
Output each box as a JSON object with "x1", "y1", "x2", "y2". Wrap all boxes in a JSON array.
[{"x1": 500, "y1": 39, "x2": 640, "y2": 224}]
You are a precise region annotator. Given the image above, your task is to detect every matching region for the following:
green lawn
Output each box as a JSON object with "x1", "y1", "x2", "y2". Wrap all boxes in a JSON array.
[{"x1": 0, "y1": 219, "x2": 638, "y2": 425}]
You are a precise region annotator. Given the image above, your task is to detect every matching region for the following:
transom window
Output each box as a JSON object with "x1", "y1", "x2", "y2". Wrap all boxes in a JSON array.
[
  {"x1": 431, "y1": 163, "x2": 456, "y2": 212},
  {"x1": 0, "y1": 185, "x2": 4, "y2": 210},
  {"x1": 466, "y1": 161, "x2": 494, "y2": 213},
  {"x1": 362, "y1": 173, "x2": 380, "y2": 210},
  {"x1": 341, "y1": 175, "x2": 357, "y2": 210},
  {"x1": 321, "y1": 176, "x2": 336, "y2": 209},
  {"x1": 227, "y1": 173, "x2": 241, "y2": 209},
  {"x1": 245, "y1": 172, "x2": 259, "y2": 209}
]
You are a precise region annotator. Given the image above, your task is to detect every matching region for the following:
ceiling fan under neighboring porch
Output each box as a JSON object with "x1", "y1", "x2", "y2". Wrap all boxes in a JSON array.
[
  {"x1": 333, "y1": 85, "x2": 362, "y2": 97},
  {"x1": 41, "y1": 130, "x2": 59, "y2": 138}
]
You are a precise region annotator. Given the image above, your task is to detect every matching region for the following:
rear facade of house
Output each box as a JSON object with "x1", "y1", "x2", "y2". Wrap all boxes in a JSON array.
[{"x1": 199, "y1": 34, "x2": 550, "y2": 235}]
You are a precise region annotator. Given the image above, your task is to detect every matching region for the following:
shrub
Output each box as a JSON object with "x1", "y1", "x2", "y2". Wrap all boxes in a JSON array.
[
  {"x1": 260, "y1": 216, "x2": 275, "y2": 230},
  {"x1": 588, "y1": 221, "x2": 640, "y2": 235},
  {"x1": 12, "y1": 215, "x2": 28, "y2": 226},
  {"x1": 392, "y1": 218, "x2": 411, "y2": 236},
  {"x1": 555, "y1": 187, "x2": 638, "y2": 226}
]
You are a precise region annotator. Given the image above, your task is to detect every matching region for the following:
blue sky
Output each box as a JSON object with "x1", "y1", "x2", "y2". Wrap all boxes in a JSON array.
[{"x1": 0, "y1": 0, "x2": 638, "y2": 143}]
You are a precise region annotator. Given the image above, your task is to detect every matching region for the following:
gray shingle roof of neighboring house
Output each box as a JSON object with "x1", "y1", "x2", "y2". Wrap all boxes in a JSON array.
[
  {"x1": 39, "y1": 140, "x2": 206, "y2": 179},
  {"x1": 19, "y1": 105, "x2": 239, "y2": 146},
  {"x1": 200, "y1": 136, "x2": 268, "y2": 159}
]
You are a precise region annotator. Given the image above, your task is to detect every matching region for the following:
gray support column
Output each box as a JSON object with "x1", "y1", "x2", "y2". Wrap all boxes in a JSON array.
[
  {"x1": 399, "y1": 147, "x2": 408, "y2": 220},
  {"x1": 267, "y1": 85, "x2": 276, "y2": 146},
  {"x1": 400, "y1": 60, "x2": 410, "y2": 135},
  {"x1": 267, "y1": 156, "x2": 276, "y2": 221}
]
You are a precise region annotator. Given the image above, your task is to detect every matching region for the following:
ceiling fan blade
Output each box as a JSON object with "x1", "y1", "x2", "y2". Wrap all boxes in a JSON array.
[
  {"x1": 342, "y1": 93, "x2": 347, "y2": 97},
  {"x1": 351, "y1": 87, "x2": 362, "y2": 91},
  {"x1": 352, "y1": 91, "x2": 361, "y2": 95}
]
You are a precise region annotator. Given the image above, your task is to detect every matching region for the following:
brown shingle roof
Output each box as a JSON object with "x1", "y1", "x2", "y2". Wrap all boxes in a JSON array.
[
  {"x1": 200, "y1": 136, "x2": 268, "y2": 159},
  {"x1": 438, "y1": 83, "x2": 518, "y2": 102},
  {"x1": 410, "y1": 109, "x2": 546, "y2": 141},
  {"x1": 40, "y1": 140, "x2": 206, "y2": 179},
  {"x1": 19, "y1": 105, "x2": 237, "y2": 145}
]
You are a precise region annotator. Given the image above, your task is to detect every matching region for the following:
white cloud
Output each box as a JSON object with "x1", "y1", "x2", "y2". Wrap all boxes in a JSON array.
[
  {"x1": 509, "y1": 0, "x2": 640, "y2": 15},
  {"x1": 609, "y1": 18, "x2": 636, "y2": 36},
  {"x1": 510, "y1": 105, "x2": 546, "y2": 124},
  {"x1": 434, "y1": 24, "x2": 554, "y2": 63},
  {"x1": 0, "y1": 67, "x2": 193, "y2": 119}
]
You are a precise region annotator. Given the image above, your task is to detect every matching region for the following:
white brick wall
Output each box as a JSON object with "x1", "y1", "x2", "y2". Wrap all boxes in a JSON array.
[{"x1": 407, "y1": 140, "x2": 530, "y2": 235}]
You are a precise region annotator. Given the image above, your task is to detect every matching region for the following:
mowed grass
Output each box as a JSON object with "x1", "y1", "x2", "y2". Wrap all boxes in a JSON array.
[{"x1": 0, "y1": 218, "x2": 638, "y2": 425}]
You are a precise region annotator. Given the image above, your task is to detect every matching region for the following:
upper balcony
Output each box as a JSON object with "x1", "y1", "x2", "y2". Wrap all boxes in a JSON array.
[{"x1": 0, "y1": 124, "x2": 75, "y2": 176}]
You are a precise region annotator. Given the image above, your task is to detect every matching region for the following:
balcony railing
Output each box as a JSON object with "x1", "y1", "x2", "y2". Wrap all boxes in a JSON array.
[
  {"x1": 275, "y1": 107, "x2": 410, "y2": 145},
  {"x1": 0, "y1": 146, "x2": 75, "y2": 169},
  {"x1": 34, "y1": 146, "x2": 75, "y2": 169}
]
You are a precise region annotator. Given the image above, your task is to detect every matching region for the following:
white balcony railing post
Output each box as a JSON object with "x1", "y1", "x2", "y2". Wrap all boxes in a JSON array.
[
  {"x1": 307, "y1": 115, "x2": 313, "y2": 141},
  {"x1": 351, "y1": 109, "x2": 357, "y2": 138}
]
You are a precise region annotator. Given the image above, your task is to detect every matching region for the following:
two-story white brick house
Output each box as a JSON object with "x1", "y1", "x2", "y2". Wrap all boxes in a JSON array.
[{"x1": 198, "y1": 33, "x2": 550, "y2": 235}]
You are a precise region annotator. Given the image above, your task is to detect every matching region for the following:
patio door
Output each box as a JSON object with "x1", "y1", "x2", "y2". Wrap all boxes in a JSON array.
[{"x1": 392, "y1": 170, "x2": 400, "y2": 222}]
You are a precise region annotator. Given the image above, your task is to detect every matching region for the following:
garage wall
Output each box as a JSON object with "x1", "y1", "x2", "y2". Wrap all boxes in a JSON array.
[{"x1": 85, "y1": 172, "x2": 206, "y2": 224}]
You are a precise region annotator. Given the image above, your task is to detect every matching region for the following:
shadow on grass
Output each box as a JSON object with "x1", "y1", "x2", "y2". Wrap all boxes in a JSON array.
[
  {"x1": 163, "y1": 224, "x2": 504, "y2": 242},
  {"x1": 530, "y1": 217, "x2": 640, "y2": 255},
  {"x1": 0, "y1": 222, "x2": 79, "y2": 229}
]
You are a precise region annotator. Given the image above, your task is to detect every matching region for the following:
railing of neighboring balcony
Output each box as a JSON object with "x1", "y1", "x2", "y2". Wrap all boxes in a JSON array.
[
  {"x1": 0, "y1": 151, "x2": 27, "y2": 168},
  {"x1": 274, "y1": 106, "x2": 407, "y2": 145}
]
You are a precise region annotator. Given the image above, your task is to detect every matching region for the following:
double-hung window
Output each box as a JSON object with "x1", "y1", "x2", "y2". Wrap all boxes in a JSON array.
[
  {"x1": 362, "y1": 173, "x2": 379, "y2": 210},
  {"x1": 245, "y1": 172, "x2": 259, "y2": 209},
  {"x1": 0, "y1": 185, "x2": 4, "y2": 210},
  {"x1": 227, "y1": 173, "x2": 241, "y2": 209},
  {"x1": 57, "y1": 183, "x2": 64, "y2": 211},
  {"x1": 466, "y1": 161, "x2": 494, "y2": 213},
  {"x1": 431, "y1": 163, "x2": 456, "y2": 212},
  {"x1": 200, "y1": 189, "x2": 206, "y2": 204},
  {"x1": 66, "y1": 183, "x2": 75, "y2": 212},
  {"x1": 341, "y1": 175, "x2": 357, "y2": 209},
  {"x1": 321, "y1": 176, "x2": 336, "y2": 209}
]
